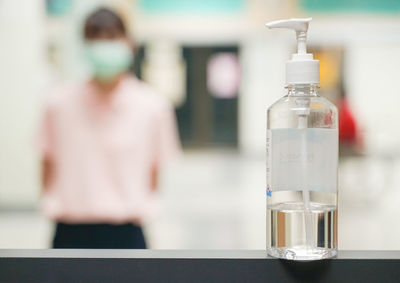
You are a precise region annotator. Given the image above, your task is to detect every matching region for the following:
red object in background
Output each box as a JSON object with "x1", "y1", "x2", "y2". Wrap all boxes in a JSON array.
[{"x1": 338, "y1": 98, "x2": 357, "y2": 144}]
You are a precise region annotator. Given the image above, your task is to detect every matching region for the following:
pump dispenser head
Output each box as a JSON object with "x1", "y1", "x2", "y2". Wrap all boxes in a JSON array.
[{"x1": 266, "y1": 18, "x2": 319, "y2": 85}]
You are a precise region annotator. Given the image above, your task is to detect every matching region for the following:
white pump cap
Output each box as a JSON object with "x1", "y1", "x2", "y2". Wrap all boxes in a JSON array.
[{"x1": 266, "y1": 18, "x2": 319, "y2": 85}]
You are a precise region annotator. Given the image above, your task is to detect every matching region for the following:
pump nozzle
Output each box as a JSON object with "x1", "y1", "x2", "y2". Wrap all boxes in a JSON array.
[
  {"x1": 266, "y1": 18, "x2": 311, "y2": 55},
  {"x1": 265, "y1": 18, "x2": 319, "y2": 84}
]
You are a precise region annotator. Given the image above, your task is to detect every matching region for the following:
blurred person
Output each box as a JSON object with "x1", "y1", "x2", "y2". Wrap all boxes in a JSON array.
[{"x1": 38, "y1": 7, "x2": 181, "y2": 249}]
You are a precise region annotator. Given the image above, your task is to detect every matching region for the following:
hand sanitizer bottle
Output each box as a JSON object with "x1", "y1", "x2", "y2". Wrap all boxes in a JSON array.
[{"x1": 265, "y1": 18, "x2": 338, "y2": 260}]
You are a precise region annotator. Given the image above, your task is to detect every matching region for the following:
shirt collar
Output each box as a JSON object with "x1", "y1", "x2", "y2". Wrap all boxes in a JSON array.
[{"x1": 84, "y1": 74, "x2": 134, "y2": 111}]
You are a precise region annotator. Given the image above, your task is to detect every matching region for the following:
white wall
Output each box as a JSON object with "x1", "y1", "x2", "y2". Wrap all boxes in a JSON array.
[
  {"x1": 346, "y1": 44, "x2": 400, "y2": 155},
  {"x1": 0, "y1": 0, "x2": 47, "y2": 206}
]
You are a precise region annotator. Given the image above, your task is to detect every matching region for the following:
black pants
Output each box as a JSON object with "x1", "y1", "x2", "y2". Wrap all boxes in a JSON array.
[{"x1": 53, "y1": 222, "x2": 146, "y2": 249}]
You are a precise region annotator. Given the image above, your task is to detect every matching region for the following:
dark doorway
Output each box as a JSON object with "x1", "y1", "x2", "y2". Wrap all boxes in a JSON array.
[
  {"x1": 177, "y1": 46, "x2": 239, "y2": 148},
  {"x1": 134, "y1": 45, "x2": 239, "y2": 149}
]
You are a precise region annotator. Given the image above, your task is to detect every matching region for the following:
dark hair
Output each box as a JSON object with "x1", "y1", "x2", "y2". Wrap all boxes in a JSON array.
[{"x1": 84, "y1": 7, "x2": 127, "y2": 40}]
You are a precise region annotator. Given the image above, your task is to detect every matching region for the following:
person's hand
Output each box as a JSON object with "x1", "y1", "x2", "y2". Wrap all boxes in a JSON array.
[
  {"x1": 150, "y1": 163, "x2": 158, "y2": 192},
  {"x1": 42, "y1": 157, "x2": 53, "y2": 193}
]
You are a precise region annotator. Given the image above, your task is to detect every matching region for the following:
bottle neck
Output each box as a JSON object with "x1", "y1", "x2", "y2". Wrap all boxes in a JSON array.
[{"x1": 286, "y1": 84, "x2": 318, "y2": 97}]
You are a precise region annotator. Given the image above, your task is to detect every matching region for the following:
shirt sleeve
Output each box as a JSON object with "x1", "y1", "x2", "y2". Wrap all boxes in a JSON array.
[{"x1": 154, "y1": 101, "x2": 182, "y2": 166}]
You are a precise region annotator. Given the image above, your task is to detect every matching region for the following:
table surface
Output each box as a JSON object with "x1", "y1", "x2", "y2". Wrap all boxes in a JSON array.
[
  {"x1": 1, "y1": 249, "x2": 400, "y2": 259},
  {"x1": 1, "y1": 250, "x2": 400, "y2": 283}
]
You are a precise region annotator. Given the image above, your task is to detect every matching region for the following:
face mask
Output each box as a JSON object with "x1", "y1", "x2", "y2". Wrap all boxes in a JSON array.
[{"x1": 85, "y1": 40, "x2": 133, "y2": 81}]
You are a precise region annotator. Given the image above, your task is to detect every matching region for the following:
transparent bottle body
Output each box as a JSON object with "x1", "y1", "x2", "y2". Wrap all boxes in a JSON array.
[{"x1": 266, "y1": 85, "x2": 338, "y2": 260}]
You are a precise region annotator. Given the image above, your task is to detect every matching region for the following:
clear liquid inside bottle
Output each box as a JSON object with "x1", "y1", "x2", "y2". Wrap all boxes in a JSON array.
[{"x1": 267, "y1": 84, "x2": 338, "y2": 260}]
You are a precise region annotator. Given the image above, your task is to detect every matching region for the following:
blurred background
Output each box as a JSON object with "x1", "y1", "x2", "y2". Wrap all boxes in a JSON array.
[{"x1": 1, "y1": 0, "x2": 400, "y2": 250}]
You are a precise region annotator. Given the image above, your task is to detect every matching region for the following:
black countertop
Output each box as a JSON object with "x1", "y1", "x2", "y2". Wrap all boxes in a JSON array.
[{"x1": 1, "y1": 249, "x2": 399, "y2": 282}]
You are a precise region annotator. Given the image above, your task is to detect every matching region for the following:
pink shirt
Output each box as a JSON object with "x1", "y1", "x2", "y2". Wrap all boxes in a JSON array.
[{"x1": 38, "y1": 75, "x2": 181, "y2": 224}]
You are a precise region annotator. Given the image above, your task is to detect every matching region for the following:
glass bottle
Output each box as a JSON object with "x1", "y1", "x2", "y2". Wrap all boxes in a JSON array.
[{"x1": 267, "y1": 84, "x2": 338, "y2": 260}]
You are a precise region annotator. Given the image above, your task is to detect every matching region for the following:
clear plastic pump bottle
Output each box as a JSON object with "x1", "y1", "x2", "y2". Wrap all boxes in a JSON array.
[{"x1": 265, "y1": 18, "x2": 338, "y2": 260}]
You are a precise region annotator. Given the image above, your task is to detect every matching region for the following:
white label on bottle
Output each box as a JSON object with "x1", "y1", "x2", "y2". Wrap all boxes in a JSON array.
[{"x1": 267, "y1": 128, "x2": 338, "y2": 193}]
